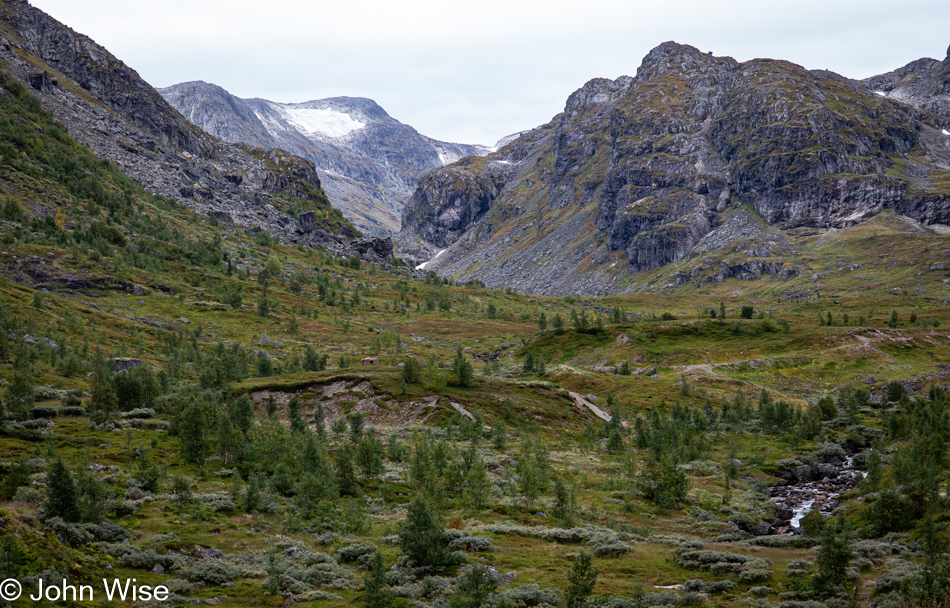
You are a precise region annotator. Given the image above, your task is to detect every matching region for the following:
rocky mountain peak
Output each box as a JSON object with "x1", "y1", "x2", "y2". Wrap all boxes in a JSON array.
[
  {"x1": 564, "y1": 76, "x2": 632, "y2": 114},
  {"x1": 162, "y1": 83, "x2": 490, "y2": 237},
  {"x1": 399, "y1": 41, "x2": 950, "y2": 296},
  {"x1": 635, "y1": 41, "x2": 738, "y2": 83}
]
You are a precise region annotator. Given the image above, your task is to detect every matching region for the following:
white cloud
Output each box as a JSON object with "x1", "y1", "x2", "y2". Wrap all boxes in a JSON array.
[{"x1": 29, "y1": 0, "x2": 950, "y2": 145}]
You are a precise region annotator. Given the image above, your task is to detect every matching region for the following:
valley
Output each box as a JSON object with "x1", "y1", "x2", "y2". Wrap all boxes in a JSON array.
[{"x1": 0, "y1": 1, "x2": 948, "y2": 607}]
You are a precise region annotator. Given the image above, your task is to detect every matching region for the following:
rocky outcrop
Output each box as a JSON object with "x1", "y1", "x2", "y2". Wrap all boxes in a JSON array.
[
  {"x1": 159, "y1": 81, "x2": 493, "y2": 236},
  {"x1": 399, "y1": 41, "x2": 950, "y2": 295},
  {"x1": 863, "y1": 46, "x2": 950, "y2": 128}
]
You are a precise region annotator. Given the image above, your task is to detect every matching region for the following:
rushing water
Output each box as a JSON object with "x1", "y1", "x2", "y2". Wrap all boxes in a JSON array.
[{"x1": 769, "y1": 452, "x2": 866, "y2": 534}]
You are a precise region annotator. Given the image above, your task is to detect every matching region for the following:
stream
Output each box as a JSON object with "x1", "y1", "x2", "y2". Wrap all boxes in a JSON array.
[{"x1": 768, "y1": 452, "x2": 866, "y2": 534}]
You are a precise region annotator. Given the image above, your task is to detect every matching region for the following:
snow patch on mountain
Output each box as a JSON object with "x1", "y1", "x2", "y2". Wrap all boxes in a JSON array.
[{"x1": 269, "y1": 104, "x2": 365, "y2": 138}]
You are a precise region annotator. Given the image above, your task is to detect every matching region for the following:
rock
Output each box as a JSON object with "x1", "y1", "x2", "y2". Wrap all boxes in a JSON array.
[
  {"x1": 283, "y1": 546, "x2": 299, "y2": 558},
  {"x1": 864, "y1": 375, "x2": 876, "y2": 384},
  {"x1": 790, "y1": 465, "x2": 813, "y2": 483},
  {"x1": 727, "y1": 458, "x2": 744, "y2": 469},
  {"x1": 199, "y1": 548, "x2": 224, "y2": 559},
  {"x1": 113, "y1": 358, "x2": 142, "y2": 372},
  {"x1": 755, "y1": 521, "x2": 773, "y2": 536},
  {"x1": 152, "y1": 564, "x2": 165, "y2": 575},
  {"x1": 814, "y1": 463, "x2": 838, "y2": 479},
  {"x1": 273, "y1": 341, "x2": 284, "y2": 348},
  {"x1": 179, "y1": 317, "x2": 190, "y2": 324},
  {"x1": 258, "y1": 333, "x2": 271, "y2": 344}
]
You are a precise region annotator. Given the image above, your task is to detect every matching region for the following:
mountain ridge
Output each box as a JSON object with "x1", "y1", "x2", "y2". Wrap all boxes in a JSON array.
[
  {"x1": 160, "y1": 80, "x2": 494, "y2": 237},
  {"x1": 0, "y1": 0, "x2": 398, "y2": 263},
  {"x1": 397, "y1": 41, "x2": 950, "y2": 295}
]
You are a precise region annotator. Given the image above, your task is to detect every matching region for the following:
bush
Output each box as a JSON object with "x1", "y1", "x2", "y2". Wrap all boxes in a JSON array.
[
  {"x1": 30, "y1": 405, "x2": 59, "y2": 418},
  {"x1": 739, "y1": 570, "x2": 771, "y2": 583},
  {"x1": 335, "y1": 542, "x2": 377, "y2": 563},
  {"x1": 497, "y1": 584, "x2": 563, "y2": 607},
  {"x1": 59, "y1": 406, "x2": 86, "y2": 417},
  {"x1": 118, "y1": 547, "x2": 182, "y2": 570},
  {"x1": 448, "y1": 535, "x2": 494, "y2": 552},
  {"x1": 187, "y1": 560, "x2": 235, "y2": 585},
  {"x1": 675, "y1": 550, "x2": 753, "y2": 570},
  {"x1": 92, "y1": 521, "x2": 131, "y2": 543},
  {"x1": 12, "y1": 486, "x2": 44, "y2": 506},
  {"x1": 121, "y1": 408, "x2": 156, "y2": 419},
  {"x1": 196, "y1": 493, "x2": 236, "y2": 512}
]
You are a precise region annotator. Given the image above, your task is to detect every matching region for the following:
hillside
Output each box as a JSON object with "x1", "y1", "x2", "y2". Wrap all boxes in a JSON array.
[
  {"x1": 0, "y1": 0, "x2": 401, "y2": 262},
  {"x1": 160, "y1": 81, "x2": 492, "y2": 237},
  {"x1": 398, "y1": 42, "x2": 950, "y2": 296},
  {"x1": 0, "y1": 5, "x2": 949, "y2": 608}
]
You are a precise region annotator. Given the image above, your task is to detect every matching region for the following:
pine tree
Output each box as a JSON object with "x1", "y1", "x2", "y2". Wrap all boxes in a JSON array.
[
  {"x1": 565, "y1": 552, "x2": 599, "y2": 608},
  {"x1": 362, "y1": 550, "x2": 393, "y2": 608},
  {"x1": 400, "y1": 496, "x2": 451, "y2": 571},
  {"x1": 450, "y1": 565, "x2": 497, "y2": 608},
  {"x1": 454, "y1": 347, "x2": 473, "y2": 388},
  {"x1": 45, "y1": 457, "x2": 80, "y2": 522},
  {"x1": 812, "y1": 518, "x2": 852, "y2": 595},
  {"x1": 336, "y1": 444, "x2": 359, "y2": 496},
  {"x1": 216, "y1": 414, "x2": 242, "y2": 465},
  {"x1": 180, "y1": 403, "x2": 207, "y2": 465},
  {"x1": 538, "y1": 312, "x2": 547, "y2": 330}
]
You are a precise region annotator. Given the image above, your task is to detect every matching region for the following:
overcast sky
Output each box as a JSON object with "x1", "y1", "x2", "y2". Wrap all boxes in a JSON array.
[{"x1": 29, "y1": 0, "x2": 950, "y2": 146}]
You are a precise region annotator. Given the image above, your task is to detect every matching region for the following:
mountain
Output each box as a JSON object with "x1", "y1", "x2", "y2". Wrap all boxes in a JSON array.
[
  {"x1": 398, "y1": 42, "x2": 950, "y2": 295},
  {"x1": 159, "y1": 81, "x2": 492, "y2": 236},
  {"x1": 0, "y1": 0, "x2": 396, "y2": 263}
]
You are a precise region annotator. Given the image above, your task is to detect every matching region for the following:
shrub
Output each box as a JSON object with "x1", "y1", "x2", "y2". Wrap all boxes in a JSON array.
[
  {"x1": 59, "y1": 406, "x2": 86, "y2": 417},
  {"x1": 12, "y1": 486, "x2": 44, "y2": 506},
  {"x1": 496, "y1": 584, "x2": 563, "y2": 607},
  {"x1": 118, "y1": 547, "x2": 182, "y2": 570},
  {"x1": 739, "y1": 570, "x2": 771, "y2": 584},
  {"x1": 448, "y1": 535, "x2": 494, "y2": 552},
  {"x1": 335, "y1": 541, "x2": 377, "y2": 563},
  {"x1": 196, "y1": 493, "x2": 235, "y2": 512},
  {"x1": 121, "y1": 408, "x2": 156, "y2": 419},
  {"x1": 30, "y1": 405, "x2": 59, "y2": 418},
  {"x1": 187, "y1": 560, "x2": 235, "y2": 585}
]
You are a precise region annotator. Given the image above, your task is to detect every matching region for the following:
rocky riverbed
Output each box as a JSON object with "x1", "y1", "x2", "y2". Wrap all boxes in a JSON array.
[{"x1": 769, "y1": 452, "x2": 867, "y2": 534}]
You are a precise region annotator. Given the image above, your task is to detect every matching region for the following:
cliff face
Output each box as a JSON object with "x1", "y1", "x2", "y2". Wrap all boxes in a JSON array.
[
  {"x1": 0, "y1": 0, "x2": 393, "y2": 260},
  {"x1": 159, "y1": 81, "x2": 491, "y2": 236},
  {"x1": 398, "y1": 42, "x2": 950, "y2": 295}
]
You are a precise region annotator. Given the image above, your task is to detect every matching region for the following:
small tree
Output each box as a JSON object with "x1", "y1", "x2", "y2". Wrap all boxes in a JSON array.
[
  {"x1": 538, "y1": 312, "x2": 547, "y2": 330},
  {"x1": 454, "y1": 347, "x2": 474, "y2": 388},
  {"x1": 565, "y1": 552, "x2": 599, "y2": 608},
  {"x1": 400, "y1": 496, "x2": 451, "y2": 571},
  {"x1": 336, "y1": 445, "x2": 359, "y2": 496},
  {"x1": 362, "y1": 550, "x2": 393, "y2": 608},
  {"x1": 179, "y1": 403, "x2": 207, "y2": 465},
  {"x1": 45, "y1": 457, "x2": 80, "y2": 522},
  {"x1": 450, "y1": 565, "x2": 497, "y2": 608},
  {"x1": 812, "y1": 519, "x2": 852, "y2": 595}
]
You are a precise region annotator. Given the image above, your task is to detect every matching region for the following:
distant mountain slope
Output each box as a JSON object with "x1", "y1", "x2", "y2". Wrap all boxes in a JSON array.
[
  {"x1": 160, "y1": 81, "x2": 492, "y2": 236},
  {"x1": 0, "y1": 0, "x2": 397, "y2": 262},
  {"x1": 398, "y1": 42, "x2": 950, "y2": 295}
]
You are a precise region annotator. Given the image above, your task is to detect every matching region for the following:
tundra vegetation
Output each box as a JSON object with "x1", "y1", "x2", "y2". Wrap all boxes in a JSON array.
[{"x1": 0, "y1": 64, "x2": 949, "y2": 608}]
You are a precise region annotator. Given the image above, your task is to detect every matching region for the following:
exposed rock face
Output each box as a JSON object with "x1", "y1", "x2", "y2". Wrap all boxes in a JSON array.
[
  {"x1": 0, "y1": 0, "x2": 391, "y2": 262},
  {"x1": 159, "y1": 81, "x2": 492, "y2": 236},
  {"x1": 399, "y1": 41, "x2": 950, "y2": 295}
]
